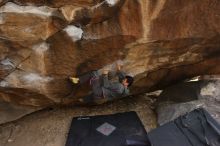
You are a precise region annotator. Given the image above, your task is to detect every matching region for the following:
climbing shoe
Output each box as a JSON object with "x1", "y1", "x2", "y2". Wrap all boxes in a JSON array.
[{"x1": 69, "y1": 77, "x2": 79, "y2": 84}]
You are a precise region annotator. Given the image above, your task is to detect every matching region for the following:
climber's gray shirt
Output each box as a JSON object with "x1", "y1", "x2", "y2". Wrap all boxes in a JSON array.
[{"x1": 99, "y1": 71, "x2": 130, "y2": 100}]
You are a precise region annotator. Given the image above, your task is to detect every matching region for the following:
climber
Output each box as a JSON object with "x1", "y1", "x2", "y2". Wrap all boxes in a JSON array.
[{"x1": 69, "y1": 64, "x2": 134, "y2": 104}]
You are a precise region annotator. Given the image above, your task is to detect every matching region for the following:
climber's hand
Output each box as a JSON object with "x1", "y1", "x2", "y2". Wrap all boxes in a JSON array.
[
  {"x1": 116, "y1": 63, "x2": 122, "y2": 71},
  {"x1": 102, "y1": 69, "x2": 109, "y2": 75}
]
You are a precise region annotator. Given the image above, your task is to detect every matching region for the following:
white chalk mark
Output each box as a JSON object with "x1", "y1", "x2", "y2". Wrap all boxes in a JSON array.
[
  {"x1": 64, "y1": 25, "x2": 83, "y2": 42},
  {"x1": 32, "y1": 42, "x2": 50, "y2": 54},
  {"x1": 92, "y1": 0, "x2": 119, "y2": 9},
  {"x1": 0, "y1": 80, "x2": 9, "y2": 87},
  {"x1": 0, "y1": 2, "x2": 56, "y2": 17},
  {"x1": 1, "y1": 58, "x2": 15, "y2": 68},
  {"x1": 105, "y1": 0, "x2": 119, "y2": 6},
  {"x1": 22, "y1": 73, "x2": 53, "y2": 83}
]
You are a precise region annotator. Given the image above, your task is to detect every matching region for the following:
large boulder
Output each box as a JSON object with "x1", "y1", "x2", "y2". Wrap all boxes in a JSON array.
[
  {"x1": 156, "y1": 79, "x2": 220, "y2": 125},
  {"x1": 0, "y1": 0, "x2": 219, "y2": 116}
]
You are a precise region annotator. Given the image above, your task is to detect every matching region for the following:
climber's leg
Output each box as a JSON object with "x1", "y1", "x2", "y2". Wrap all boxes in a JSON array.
[{"x1": 69, "y1": 70, "x2": 100, "y2": 84}]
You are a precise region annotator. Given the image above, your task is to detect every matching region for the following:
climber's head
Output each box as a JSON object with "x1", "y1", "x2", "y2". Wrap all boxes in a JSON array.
[{"x1": 122, "y1": 76, "x2": 134, "y2": 87}]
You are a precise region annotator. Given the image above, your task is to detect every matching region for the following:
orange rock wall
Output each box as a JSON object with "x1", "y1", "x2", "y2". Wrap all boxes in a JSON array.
[{"x1": 0, "y1": 0, "x2": 219, "y2": 107}]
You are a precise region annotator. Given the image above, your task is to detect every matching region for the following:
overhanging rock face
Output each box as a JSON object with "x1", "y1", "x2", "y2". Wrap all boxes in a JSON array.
[{"x1": 0, "y1": 0, "x2": 220, "y2": 108}]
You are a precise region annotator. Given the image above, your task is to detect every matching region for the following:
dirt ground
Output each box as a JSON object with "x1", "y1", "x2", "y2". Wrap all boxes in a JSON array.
[{"x1": 0, "y1": 95, "x2": 156, "y2": 146}]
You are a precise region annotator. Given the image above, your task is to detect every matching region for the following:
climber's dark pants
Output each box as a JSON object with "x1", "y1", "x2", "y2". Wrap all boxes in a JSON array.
[{"x1": 79, "y1": 71, "x2": 104, "y2": 103}]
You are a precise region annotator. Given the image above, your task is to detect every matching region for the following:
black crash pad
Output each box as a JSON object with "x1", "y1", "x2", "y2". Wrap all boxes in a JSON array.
[
  {"x1": 65, "y1": 111, "x2": 151, "y2": 146},
  {"x1": 148, "y1": 108, "x2": 220, "y2": 146}
]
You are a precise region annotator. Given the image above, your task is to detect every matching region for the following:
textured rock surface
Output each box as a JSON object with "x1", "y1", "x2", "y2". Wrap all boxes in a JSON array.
[
  {"x1": 0, "y1": 99, "x2": 40, "y2": 124},
  {"x1": 0, "y1": 0, "x2": 220, "y2": 122},
  {"x1": 156, "y1": 80, "x2": 220, "y2": 125},
  {"x1": 0, "y1": 95, "x2": 156, "y2": 145}
]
